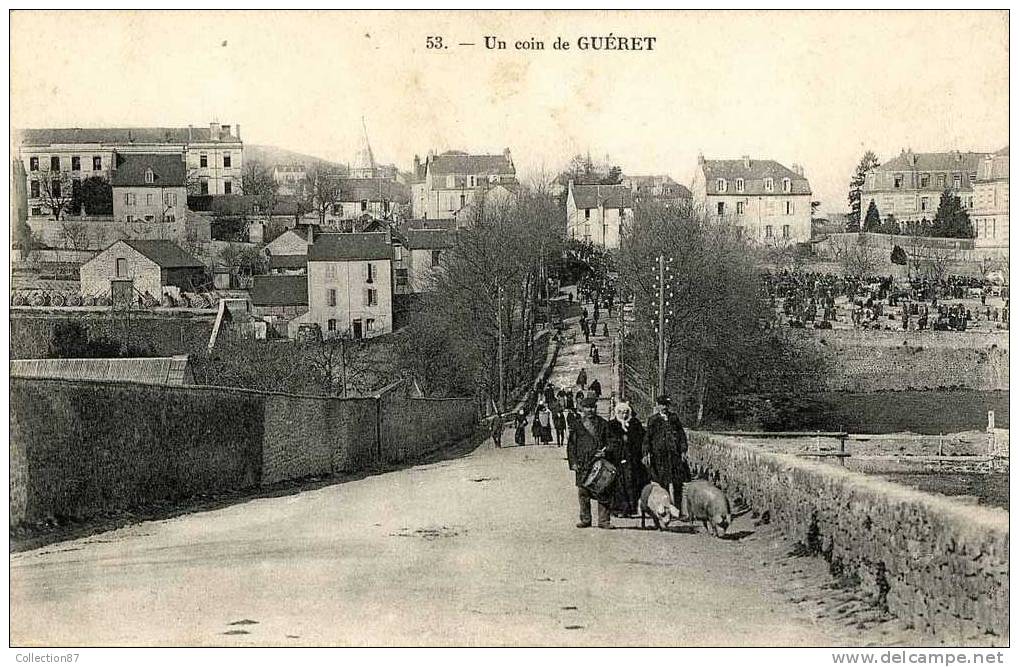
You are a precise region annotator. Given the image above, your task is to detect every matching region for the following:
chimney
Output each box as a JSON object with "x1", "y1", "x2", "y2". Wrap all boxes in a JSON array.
[
  {"x1": 210, "y1": 122, "x2": 220, "y2": 141},
  {"x1": 306, "y1": 223, "x2": 314, "y2": 246},
  {"x1": 188, "y1": 125, "x2": 193, "y2": 142},
  {"x1": 743, "y1": 155, "x2": 751, "y2": 169},
  {"x1": 697, "y1": 152, "x2": 705, "y2": 166},
  {"x1": 221, "y1": 124, "x2": 231, "y2": 137},
  {"x1": 235, "y1": 124, "x2": 241, "y2": 140}
]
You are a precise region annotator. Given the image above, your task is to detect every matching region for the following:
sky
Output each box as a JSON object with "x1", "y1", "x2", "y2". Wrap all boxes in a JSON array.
[{"x1": 10, "y1": 10, "x2": 1009, "y2": 213}]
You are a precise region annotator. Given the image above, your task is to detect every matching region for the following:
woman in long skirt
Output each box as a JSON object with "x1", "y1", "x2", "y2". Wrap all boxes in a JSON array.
[
  {"x1": 537, "y1": 404, "x2": 553, "y2": 445},
  {"x1": 513, "y1": 409, "x2": 528, "y2": 446}
]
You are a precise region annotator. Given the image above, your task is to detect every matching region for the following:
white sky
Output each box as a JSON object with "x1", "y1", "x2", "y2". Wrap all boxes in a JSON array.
[{"x1": 10, "y1": 10, "x2": 1009, "y2": 213}]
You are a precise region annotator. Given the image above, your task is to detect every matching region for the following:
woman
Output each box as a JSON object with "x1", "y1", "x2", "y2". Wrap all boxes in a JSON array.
[
  {"x1": 576, "y1": 367, "x2": 588, "y2": 389},
  {"x1": 537, "y1": 403, "x2": 554, "y2": 445},
  {"x1": 513, "y1": 409, "x2": 528, "y2": 446},
  {"x1": 606, "y1": 401, "x2": 648, "y2": 517},
  {"x1": 531, "y1": 402, "x2": 543, "y2": 443},
  {"x1": 591, "y1": 344, "x2": 600, "y2": 365}
]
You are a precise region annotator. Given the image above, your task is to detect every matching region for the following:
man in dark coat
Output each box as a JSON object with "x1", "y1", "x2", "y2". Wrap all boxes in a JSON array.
[
  {"x1": 606, "y1": 401, "x2": 648, "y2": 517},
  {"x1": 644, "y1": 395, "x2": 688, "y2": 503},
  {"x1": 589, "y1": 378, "x2": 602, "y2": 397},
  {"x1": 566, "y1": 397, "x2": 619, "y2": 529}
]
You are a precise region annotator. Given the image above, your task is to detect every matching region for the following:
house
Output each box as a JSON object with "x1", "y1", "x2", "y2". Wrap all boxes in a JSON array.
[
  {"x1": 402, "y1": 228, "x2": 454, "y2": 292},
  {"x1": 329, "y1": 177, "x2": 410, "y2": 222},
  {"x1": 273, "y1": 163, "x2": 306, "y2": 196},
  {"x1": 859, "y1": 150, "x2": 985, "y2": 232},
  {"x1": 622, "y1": 174, "x2": 692, "y2": 208},
  {"x1": 565, "y1": 181, "x2": 633, "y2": 249},
  {"x1": 112, "y1": 153, "x2": 188, "y2": 231},
  {"x1": 411, "y1": 149, "x2": 516, "y2": 220},
  {"x1": 263, "y1": 227, "x2": 312, "y2": 274},
  {"x1": 294, "y1": 232, "x2": 394, "y2": 340},
  {"x1": 691, "y1": 155, "x2": 812, "y2": 243},
  {"x1": 10, "y1": 355, "x2": 193, "y2": 386},
  {"x1": 250, "y1": 274, "x2": 309, "y2": 337},
  {"x1": 79, "y1": 239, "x2": 206, "y2": 304},
  {"x1": 964, "y1": 146, "x2": 1008, "y2": 255}
]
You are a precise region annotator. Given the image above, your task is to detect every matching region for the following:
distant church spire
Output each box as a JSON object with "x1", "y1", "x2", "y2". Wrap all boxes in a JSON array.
[{"x1": 352, "y1": 116, "x2": 377, "y2": 179}]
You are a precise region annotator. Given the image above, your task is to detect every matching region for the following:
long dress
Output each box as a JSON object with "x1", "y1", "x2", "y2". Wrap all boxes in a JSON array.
[
  {"x1": 514, "y1": 413, "x2": 527, "y2": 446},
  {"x1": 538, "y1": 407, "x2": 553, "y2": 444}
]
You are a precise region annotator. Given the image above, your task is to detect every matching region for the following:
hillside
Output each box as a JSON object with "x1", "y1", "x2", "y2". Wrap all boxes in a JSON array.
[{"x1": 245, "y1": 144, "x2": 348, "y2": 174}]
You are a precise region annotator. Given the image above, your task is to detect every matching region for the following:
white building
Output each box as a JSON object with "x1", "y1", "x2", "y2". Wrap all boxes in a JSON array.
[
  {"x1": 411, "y1": 149, "x2": 517, "y2": 221},
  {"x1": 565, "y1": 181, "x2": 633, "y2": 249},
  {"x1": 691, "y1": 155, "x2": 812, "y2": 243},
  {"x1": 969, "y1": 146, "x2": 1009, "y2": 256}
]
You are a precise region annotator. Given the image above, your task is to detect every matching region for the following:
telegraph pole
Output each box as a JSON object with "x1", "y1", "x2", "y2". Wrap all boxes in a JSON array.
[
  {"x1": 497, "y1": 284, "x2": 505, "y2": 413},
  {"x1": 657, "y1": 254, "x2": 666, "y2": 397}
]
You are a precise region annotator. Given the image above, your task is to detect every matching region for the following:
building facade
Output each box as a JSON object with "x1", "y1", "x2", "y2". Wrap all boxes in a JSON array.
[
  {"x1": 691, "y1": 155, "x2": 812, "y2": 243},
  {"x1": 859, "y1": 150, "x2": 983, "y2": 232},
  {"x1": 329, "y1": 178, "x2": 410, "y2": 222},
  {"x1": 111, "y1": 154, "x2": 188, "y2": 233},
  {"x1": 302, "y1": 232, "x2": 394, "y2": 339},
  {"x1": 968, "y1": 146, "x2": 1009, "y2": 254},
  {"x1": 79, "y1": 239, "x2": 204, "y2": 303},
  {"x1": 622, "y1": 174, "x2": 692, "y2": 208},
  {"x1": 565, "y1": 181, "x2": 633, "y2": 249},
  {"x1": 411, "y1": 149, "x2": 516, "y2": 220},
  {"x1": 273, "y1": 164, "x2": 306, "y2": 196}
]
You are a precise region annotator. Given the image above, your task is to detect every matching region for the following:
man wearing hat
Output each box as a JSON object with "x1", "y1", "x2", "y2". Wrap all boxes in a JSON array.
[
  {"x1": 566, "y1": 396, "x2": 619, "y2": 529},
  {"x1": 643, "y1": 394, "x2": 689, "y2": 505}
]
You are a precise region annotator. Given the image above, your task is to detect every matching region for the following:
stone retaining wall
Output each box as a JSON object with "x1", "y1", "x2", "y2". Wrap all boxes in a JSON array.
[{"x1": 687, "y1": 432, "x2": 1009, "y2": 644}]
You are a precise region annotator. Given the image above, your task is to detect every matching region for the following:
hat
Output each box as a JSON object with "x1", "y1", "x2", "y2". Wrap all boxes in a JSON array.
[
  {"x1": 581, "y1": 397, "x2": 599, "y2": 409},
  {"x1": 656, "y1": 395, "x2": 672, "y2": 406}
]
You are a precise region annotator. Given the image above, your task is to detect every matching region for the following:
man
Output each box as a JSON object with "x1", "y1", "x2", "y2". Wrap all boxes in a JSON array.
[
  {"x1": 567, "y1": 397, "x2": 618, "y2": 529},
  {"x1": 490, "y1": 412, "x2": 505, "y2": 449},
  {"x1": 643, "y1": 395, "x2": 688, "y2": 505},
  {"x1": 606, "y1": 401, "x2": 647, "y2": 517}
]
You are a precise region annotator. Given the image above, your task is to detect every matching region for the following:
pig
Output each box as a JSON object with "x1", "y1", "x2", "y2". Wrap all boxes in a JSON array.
[
  {"x1": 639, "y1": 482, "x2": 681, "y2": 531},
  {"x1": 680, "y1": 480, "x2": 732, "y2": 537}
]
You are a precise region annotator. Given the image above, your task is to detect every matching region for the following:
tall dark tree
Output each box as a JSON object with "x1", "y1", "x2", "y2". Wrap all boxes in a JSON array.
[
  {"x1": 847, "y1": 150, "x2": 880, "y2": 232},
  {"x1": 863, "y1": 200, "x2": 882, "y2": 232},
  {"x1": 931, "y1": 189, "x2": 974, "y2": 239},
  {"x1": 71, "y1": 176, "x2": 113, "y2": 215}
]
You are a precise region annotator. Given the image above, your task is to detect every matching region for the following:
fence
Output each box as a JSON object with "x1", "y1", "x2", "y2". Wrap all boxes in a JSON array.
[{"x1": 10, "y1": 377, "x2": 479, "y2": 526}]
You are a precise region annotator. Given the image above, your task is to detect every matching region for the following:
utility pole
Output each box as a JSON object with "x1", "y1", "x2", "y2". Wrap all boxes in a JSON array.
[
  {"x1": 497, "y1": 284, "x2": 505, "y2": 413},
  {"x1": 657, "y1": 253, "x2": 666, "y2": 397}
]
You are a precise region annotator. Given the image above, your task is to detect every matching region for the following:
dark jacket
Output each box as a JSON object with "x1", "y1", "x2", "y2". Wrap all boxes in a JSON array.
[
  {"x1": 644, "y1": 412, "x2": 676, "y2": 483},
  {"x1": 566, "y1": 413, "x2": 618, "y2": 486}
]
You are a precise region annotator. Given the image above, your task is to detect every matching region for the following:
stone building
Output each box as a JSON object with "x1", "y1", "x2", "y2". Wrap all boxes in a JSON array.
[
  {"x1": 969, "y1": 146, "x2": 1009, "y2": 255},
  {"x1": 330, "y1": 178, "x2": 410, "y2": 222},
  {"x1": 622, "y1": 174, "x2": 692, "y2": 208},
  {"x1": 565, "y1": 182, "x2": 633, "y2": 249},
  {"x1": 79, "y1": 239, "x2": 205, "y2": 304},
  {"x1": 859, "y1": 150, "x2": 984, "y2": 231},
  {"x1": 111, "y1": 153, "x2": 188, "y2": 231},
  {"x1": 273, "y1": 164, "x2": 306, "y2": 196},
  {"x1": 691, "y1": 154, "x2": 812, "y2": 243},
  {"x1": 401, "y1": 228, "x2": 454, "y2": 292},
  {"x1": 411, "y1": 149, "x2": 516, "y2": 220}
]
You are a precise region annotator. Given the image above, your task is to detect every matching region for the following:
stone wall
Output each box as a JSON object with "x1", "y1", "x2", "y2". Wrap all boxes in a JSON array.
[
  {"x1": 379, "y1": 389, "x2": 478, "y2": 464},
  {"x1": 687, "y1": 432, "x2": 1009, "y2": 644}
]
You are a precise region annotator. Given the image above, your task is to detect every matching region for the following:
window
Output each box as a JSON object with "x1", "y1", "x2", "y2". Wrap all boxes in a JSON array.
[
  {"x1": 584, "y1": 208, "x2": 591, "y2": 220},
  {"x1": 919, "y1": 173, "x2": 930, "y2": 188},
  {"x1": 145, "y1": 169, "x2": 154, "y2": 184},
  {"x1": 920, "y1": 197, "x2": 929, "y2": 212},
  {"x1": 51, "y1": 156, "x2": 60, "y2": 171},
  {"x1": 116, "y1": 258, "x2": 127, "y2": 277},
  {"x1": 361, "y1": 200, "x2": 368, "y2": 212},
  {"x1": 325, "y1": 264, "x2": 336, "y2": 278},
  {"x1": 764, "y1": 177, "x2": 773, "y2": 192},
  {"x1": 223, "y1": 153, "x2": 232, "y2": 168},
  {"x1": 782, "y1": 178, "x2": 791, "y2": 193},
  {"x1": 735, "y1": 178, "x2": 744, "y2": 192},
  {"x1": 782, "y1": 225, "x2": 790, "y2": 239},
  {"x1": 765, "y1": 198, "x2": 775, "y2": 215},
  {"x1": 146, "y1": 193, "x2": 153, "y2": 206},
  {"x1": 717, "y1": 202, "x2": 725, "y2": 216},
  {"x1": 164, "y1": 192, "x2": 177, "y2": 206},
  {"x1": 126, "y1": 215, "x2": 134, "y2": 223},
  {"x1": 469, "y1": 175, "x2": 476, "y2": 187},
  {"x1": 224, "y1": 180, "x2": 233, "y2": 195},
  {"x1": 785, "y1": 201, "x2": 794, "y2": 215},
  {"x1": 328, "y1": 319, "x2": 337, "y2": 332},
  {"x1": 124, "y1": 193, "x2": 136, "y2": 206},
  {"x1": 366, "y1": 263, "x2": 375, "y2": 283},
  {"x1": 736, "y1": 201, "x2": 745, "y2": 215},
  {"x1": 29, "y1": 157, "x2": 38, "y2": 171},
  {"x1": 366, "y1": 318, "x2": 376, "y2": 333},
  {"x1": 93, "y1": 156, "x2": 102, "y2": 171},
  {"x1": 200, "y1": 179, "x2": 209, "y2": 195},
  {"x1": 446, "y1": 175, "x2": 455, "y2": 188},
  {"x1": 328, "y1": 289, "x2": 337, "y2": 307},
  {"x1": 431, "y1": 250, "x2": 441, "y2": 267},
  {"x1": 460, "y1": 194, "x2": 466, "y2": 207},
  {"x1": 716, "y1": 178, "x2": 727, "y2": 193},
  {"x1": 71, "y1": 156, "x2": 80, "y2": 171},
  {"x1": 953, "y1": 174, "x2": 962, "y2": 189},
  {"x1": 765, "y1": 225, "x2": 773, "y2": 238},
  {"x1": 936, "y1": 174, "x2": 946, "y2": 188},
  {"x1": 894, "y1": 174, "x2": 903, "y2": 189},
  {"x1": 395, "y1": 268, "x2": 409, "y2": 286},
  {"x1": 394, "y1": 245, "x2": 403, "y2": 261},
  {"x1": 365, "y1": 288, "x2": 378, "y2": 307},
  {"x1": 51, "y1": 180, "x2": 61, "y2": 198},
  {"x1": 31, "y1": 207, "x2": 41, "y2": 216},
  {"x1": 166, "y1": 214, "x2": 176, "y2": 223},
  {"x1": 200, "y1": 154, "x2": 208, "y2": 168},
  {"x1": 30, "y1": 181, "x2": 39, "y2": 198}
]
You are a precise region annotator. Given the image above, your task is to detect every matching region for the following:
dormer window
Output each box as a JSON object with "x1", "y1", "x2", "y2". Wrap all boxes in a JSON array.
[
  {"x1": 782, "y1": 178, "x2": 791, "y2": 193},
  {"x1": 764, "y1": 177, "x2": 774, "y2": 192},
  {"x1": 144, "y1": 168, "x2": 155, "y2": 184},
  {"x1": 716, "y1": 178, "x2": 727, "y2": 193},
  {"x1": 735, "y1": 178, "x2": 744, "y2": 192}
]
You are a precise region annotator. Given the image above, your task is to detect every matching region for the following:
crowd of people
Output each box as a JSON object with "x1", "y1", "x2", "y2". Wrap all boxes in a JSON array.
[{"x1": 764, "y1": 270, "x2": 1010, "y2": 332}]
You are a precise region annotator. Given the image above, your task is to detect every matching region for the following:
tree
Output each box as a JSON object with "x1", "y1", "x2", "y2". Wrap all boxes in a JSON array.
[
  {"x1": 59, "y1": 219, "x2": 90, "y2": 250},
  {"x1": 931, "y1": 189, "x2": 974, "y2": 239},
  {"x1": 33, "y1": 168, "x2": 75, "y2": 220},
  {"x1": 847, "y1": 150, "x2": 880, "y2": 232},
  {"x1": 305, "y1": 165, "x2": 341, "y2": 227},
  {"x1": 863, "y1": 200, "x2": 881, "y2": 232},
  {"x1": 877, "y1": 213, "x2": 901, "y2": 236},
  {"x1": 242, "y1": 160, "x2": 281, "y2": 216},
  {"x1": 71, "y1": 176, "x2": 113, "y2": 216}
]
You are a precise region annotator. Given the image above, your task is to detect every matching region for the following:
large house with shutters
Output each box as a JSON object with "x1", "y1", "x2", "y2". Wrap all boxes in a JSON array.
[
  {"x1": 691, "y1": 154, "x2": 812, "y2": 243},
  {"x1": 411, "y1": 149, "x2": 517, "y2": 221},
  {"x1": 565, "y1": 182, "x2": 633, "y2": 249},
  {"x1": 969, "y1": 146, "x2": 1009, "y2": 255},
  {"x1": 111, "y1": 153, "x2": 188, "y2": 231}
]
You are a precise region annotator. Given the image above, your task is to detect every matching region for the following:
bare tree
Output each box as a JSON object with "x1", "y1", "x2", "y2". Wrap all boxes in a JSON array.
[
  {"x1": 33, "y1": 168, "x2": 75, "y2": 220},
  {"x1": 59, "y1": 219, "x2": 90, "y2": 250},
  {"x1": 836, "y1": 234, "x2": 881, "y2": 278},
  {"x1": 242, "y1": 160, "x2": 281, "y2": 217},
  {"x1": 305, "y1": 165, "x2": 341, "y2": 227}
]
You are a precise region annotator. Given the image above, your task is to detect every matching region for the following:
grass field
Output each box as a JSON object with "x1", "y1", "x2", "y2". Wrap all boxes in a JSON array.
[{"x1": 881, "y1": 472, "x2": 1009, "y2": 510}]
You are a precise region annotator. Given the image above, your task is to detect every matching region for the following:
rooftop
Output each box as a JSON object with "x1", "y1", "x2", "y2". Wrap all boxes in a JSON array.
[
  {"x1": 17, "y1": 125, "x2": 241, "y2": 146},
  {"x1": 428, "y1": 150, "x2": 515, "y2": 177},
  {"x1": 250, "y1": 275, "x2": 309, "y2": 307},
  {"x1": 699, "y1": 158, "x2": 812, "y2": 196},
  {"x1": 10, "y1": 356, "x2": 193, "y2": 386},
  {"x1": 404, "y1": 229, "x2": 455, "y2": 250},
  {"x1": 875, "y1": 151, "x2": 986, "y2": 173},
  {"x1": 570, "y1": 183, "x2": 634, "y2": 209},
  {"x1": 307, "y1": 232, "x2": 393, "y2": 262},
  {"x1": 111, "y1": 153, "x2": 186, "y2": 188},
  {"x1": 116, "y1": 239, "x2": 204, "y2": 268}
]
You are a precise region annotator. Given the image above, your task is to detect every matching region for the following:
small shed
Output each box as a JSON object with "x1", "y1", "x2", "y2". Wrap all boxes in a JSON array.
[{"x1": 80, "y1": 239, "x2": 206, "y2": 303}]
